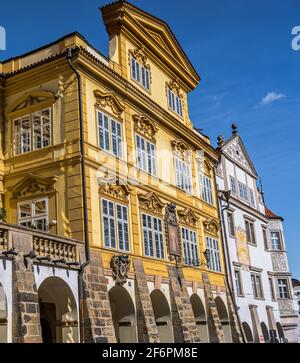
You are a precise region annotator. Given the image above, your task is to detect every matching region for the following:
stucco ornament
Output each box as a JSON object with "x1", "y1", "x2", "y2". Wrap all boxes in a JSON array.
[
  {"x1": 133, "y1": 114, "x2": 158, "y2": 142},
  {"x1": 110, "y1": 255, "x2": 130, "y2": 286},
  {"x1": 203, "y1": 218, "x2": 220, "y2": 236},
  {"x1": 138, "y1": 192, "x2": 165, "y2": 213}
]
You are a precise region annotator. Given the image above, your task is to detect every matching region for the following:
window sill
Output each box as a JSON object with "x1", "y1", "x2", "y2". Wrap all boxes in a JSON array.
[
  {"x1": 248, "y1": 242, "x2": 257, "y2": 247},
  {"x1": 253, "y1": 297, "x2": 265, "y2": 301}
]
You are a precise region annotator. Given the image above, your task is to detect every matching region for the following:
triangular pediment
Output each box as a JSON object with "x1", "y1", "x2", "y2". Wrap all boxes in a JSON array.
[
  {"x1": 138, "y1": 192, "x2": 165, "y2": 214},
  {"x1": 222, "y1": 136, "x2": 258, "y2": 177},
  {"x1": 9, "y1": 174, "x2": 57, "y2": 199},
  {"x1": 101, "y1": 1, "x2": 200, "y2": 91}
]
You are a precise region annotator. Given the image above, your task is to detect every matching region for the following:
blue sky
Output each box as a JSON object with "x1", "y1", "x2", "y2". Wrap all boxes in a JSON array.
[{"x1": 1, "y1": 1, "x2": 300, "y2": 278}]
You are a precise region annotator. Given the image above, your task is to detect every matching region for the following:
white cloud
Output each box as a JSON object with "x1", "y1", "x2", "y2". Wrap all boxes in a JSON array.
[{"x1": 260, "y1": 92, "x2": 286, "y2": 106}]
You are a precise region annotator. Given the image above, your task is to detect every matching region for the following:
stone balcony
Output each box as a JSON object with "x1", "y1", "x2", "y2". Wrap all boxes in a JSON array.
[{"x1": 0, "y1": 222, "x2": 81, "y2": 267}]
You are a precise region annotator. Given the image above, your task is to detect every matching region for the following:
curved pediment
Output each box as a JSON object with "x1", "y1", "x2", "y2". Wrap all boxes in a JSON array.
[
  {"x1": 10, "y1": 173, "x2": 57, "y2": 199},
  {"x1": 133, "y1": 114, "x2": 158, "y2": 142},
  {"x1": 94, "y1": 90, "x2": 125, "y2": 118},
  {"x1": 171, "y1": 139, "x2": 191, "y2": 160},
  {"x1": 7, "y1": 91, "x2": 56, "y2": 115}
]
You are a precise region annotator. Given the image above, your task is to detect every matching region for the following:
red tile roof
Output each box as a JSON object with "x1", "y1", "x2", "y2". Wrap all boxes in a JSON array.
[{"x1": 265, "y1": 207, "x2": 284, "y2": 221}]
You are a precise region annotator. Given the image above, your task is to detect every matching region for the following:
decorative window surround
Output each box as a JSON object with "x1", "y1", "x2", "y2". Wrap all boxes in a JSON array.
[
  {"x1": 142, "y1": 213, "x2": 164, "y2": 259},
  {"x1": 251, "y1": 273, "x2": 264, "y2": 299},
  {"x1": 135, "y1": 134, "x2": 157, "y2": 176},
  {"x1": 166, "y1": 79, "x2": 184, "y2": 118},
  {"x1": 18, "y1": 198, "x2": 48, "y2": 231},
  {"x1": 129, "y1": 47, "x2": 151, "y2": 91}
]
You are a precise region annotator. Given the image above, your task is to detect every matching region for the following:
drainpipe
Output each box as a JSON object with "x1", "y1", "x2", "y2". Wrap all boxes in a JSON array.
[
  {"x1": 217, "y1": 188, "x2": 246, "y2": 343},
  {"x1": 66, "y1": 48, "x2": 90, "y2": 343}
]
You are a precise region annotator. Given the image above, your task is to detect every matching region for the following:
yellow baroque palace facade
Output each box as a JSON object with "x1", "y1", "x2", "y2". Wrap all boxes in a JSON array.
[{"x1": 0, "y1": 1, "x2": 243, "y2": 343}]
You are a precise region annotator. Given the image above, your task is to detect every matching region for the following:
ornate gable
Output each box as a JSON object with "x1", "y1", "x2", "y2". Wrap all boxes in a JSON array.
[
  {"x1": 99, "y1": 177, "x2": 131, "y2": 201},
  {"x1": 94, "y1": 90, "x2": 125, "y2": 118},
  {"x1": 101, "y1": 1, "x2": 200, "y2": 91},
  {"x1": 178, "y1": 208, "x2": 199, "y2": 228},
  {"x1": 138, "y1": 192, "x2": 165, "y2": 214},
  {"x1": 222, "y1": 136, "x2": 258, "y2": 177},
  {"x1": 133, "y1": 114, "x2": 158, "y2": 141},
  {"x1": 10, "y1": 174, "x2": 57, "y2": 199}
]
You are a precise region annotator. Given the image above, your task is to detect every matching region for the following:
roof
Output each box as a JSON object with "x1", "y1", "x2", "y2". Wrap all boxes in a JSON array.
[
  {"x1": 292, "y1": 278, "x2": 300, "y2": 288},
  {"x1": 265, "y1": 207, "x2": 284, "y2": 221}
]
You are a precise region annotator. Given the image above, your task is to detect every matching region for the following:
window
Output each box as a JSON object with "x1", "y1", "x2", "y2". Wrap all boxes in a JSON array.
[
  {"x1": 175, "y1": 157, "x2": 192, "y2": 193},
  {"x1": 277, "y1": 279, "x2": 290, "y2": 299},
  {"x1": 142, "y1": 214, "x2": 164, "y2": 259},
  {"x1": 136, "y1": 134, "x2": 157, "y2": 176},
  {"x1": 270, "y1": 231, "x2": 282, "y2": 251},
  {"x1": 97, "y1": 111, "x2": 123, "y2": 158},
  {"x1": 14, "y1": 108, "x2": 51, "y2": 155},
  {"x1": 228, "y1": 212, "x2": 235, "y2": 237},
  {"x1": 167, "y1": 88, "x2": 183, "y2": 117},
  {"x1": 102, "y1": 199, "x2": 129, "y2": 252},
  {"x1": 245, "y1": 219, "x2": 256, "y2": 245},
  {"x1": 18, "y1": 199, "x2": 48, "y2": 231},
  {"x1": 269, "y1": 277, "x2": 275, "y2": 300},
  {"x1": 182, "y1": 228, "x2": 199, "y2": 266},
  {"x1": 230, "y1": 176, "x2": 237, "y2": 195},
  {"x1": 234, "y1": 270, "x2": 243, "y2": 296},
  {"x1": 199, "y1": 174, "x2": 213, "y2": 205},
  {"x1": 262, "y1": 227, "x2": 268, "y2": 250},
  {"x1": 206, "y1": 237, "x2": 222, "y2": 272},
  {"x1": 251, "y1": 274, "x2": 263, "y2": 299},
  {"x1": 249, "y1": 188, "x2": 255, "y2": 207},
  {"x1": 131, "y1": 57, "x2": 150, "y2": 91},
  {"x1": 238, "y1": 182, "x2": 248, "y2": 201}
]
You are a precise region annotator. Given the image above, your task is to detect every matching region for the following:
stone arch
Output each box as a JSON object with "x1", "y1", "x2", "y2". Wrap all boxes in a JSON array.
[
  {"x1": 242, "y1": 322, "x2": 254, "y2": 343},
  {"x1": 276, "y1": 322, "x2": 285, "y2": 342},
  {"x1": 150, "y1": 289, "x2": 173, "y2": 343},
  {"x1": 109, "y1": 285, "x2": 137, "y2": 343},
  {"x1": 190, "y1": 294, "x2": 208, "y2": 343},
  {"x1": 215, "y1": 296, "x2": 232, "y2": 343},
  {"x1": 38, "y1": 276, "x2": 78, "y2": 343},
  {"x1": 0, "y1": 283, "x2": 7, "y2": 343},
  {"x1": 261, "y1": 322, "x2": 270, "y2": 343}
]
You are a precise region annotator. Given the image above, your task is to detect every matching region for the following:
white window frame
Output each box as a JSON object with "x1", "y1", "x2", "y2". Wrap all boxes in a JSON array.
[
  {"x1": 270, "y1": 231, "x2": 282, "y2": 251},
  {"x1": 131, "y1": 57, "x2": 150, "y2": 91},
  {"x1": 234, "y1": 269, "x2": 243, "y2": 296},
  {"x1": 206, "y1": 236, "x2": 222, "y2": 273},
  {"x1": 277, "y1": 278, "x2": 290, "y2": 299},
  {"x1": 97, "y1": 110, "x2": 123, "y2": 158},
  {"x1": 101, "y1": 198, "x2": 130, "y2": 252},
  {"x1": 167, "y1": 88, "x2": 183, "y2": 117},
  {"x1": 135, "y1": 134, "x2": 157, "y2": 176},
  {"x1": 249, "y1": 188, "x2": 255, "y2": 207},
  {"x1": 182, "y1": 227, "x2": 199, "y2": 267},
  {"x1": 13, "y1": 108, "x2": 51, "y2": 156},
  {"x1": 230, "y1": 175, "x2": 237, "y2": 195},
  {"x1": 142, "y1": 213, "x2": 164, "y2": 259},
  {"x1": 18, "y1": 198, "x2": 48, "y2": 231},
  {"x1": 238, "y1": 181, "x2": 248, "y2": 202},
  {"x1": 251, "y1": 273, "x2": 264, "y2": 299},
  {"x1": 227, "y1": 211, "x2": 235, "y2": 237},
  {"x1": 174, "y1": 157, "x2": 192, "y2": 193},
  {"x1": 199, "y1": 173, "x2": 214, "y2": 205},
  {"x1": 245, "y1": 219, "x2": 256, "y2": 245}
]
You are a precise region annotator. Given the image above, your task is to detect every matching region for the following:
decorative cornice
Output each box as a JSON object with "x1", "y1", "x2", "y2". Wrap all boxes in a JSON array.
[
  {"x1": 132, "y1": 114, "x2": 158, "y2": 141},
  {"x1": 99, "y1": 177, "x2": 131, "y2": 201},
  {"x1": 10, "y1": 173, "x2": 57, "y2": 199},
  {"x1": 94, "y1": 89, "x2": 125, "y2": 118},
  {"x1": 178, "y1": 208, "x2": 199, "y2": 228},
  {"x1": 138, "y1": 192, "x2": 165, "y2": 214},
  {"x1": 203, "y1": 218, "x2": 220, "y2": 236}
]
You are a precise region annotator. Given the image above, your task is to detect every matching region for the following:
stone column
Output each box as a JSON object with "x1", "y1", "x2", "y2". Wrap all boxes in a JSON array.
[
  {"x1": 249, "y1": 304, "x2": 264, "y2": 343},
  {"x1": 133, "y1": 259, "x2": 160, "y2": 343},
  {"x1": 168, "y1": 266, "x2": 200, "y2": 343},
  {"x1": 202, "y1": 272, "x2": 225, "y2": 343},
  {"x1": 11, "y1": 231, "x2": 42, "y2": 343},
  {"x1": 80, "y1": 248, "x2": 116, "y2": 343}
]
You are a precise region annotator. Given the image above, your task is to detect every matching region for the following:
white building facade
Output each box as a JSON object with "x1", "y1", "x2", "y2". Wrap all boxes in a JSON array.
[{"x1": 216, "y1": 125, "x2": 287, "y2": 343}]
